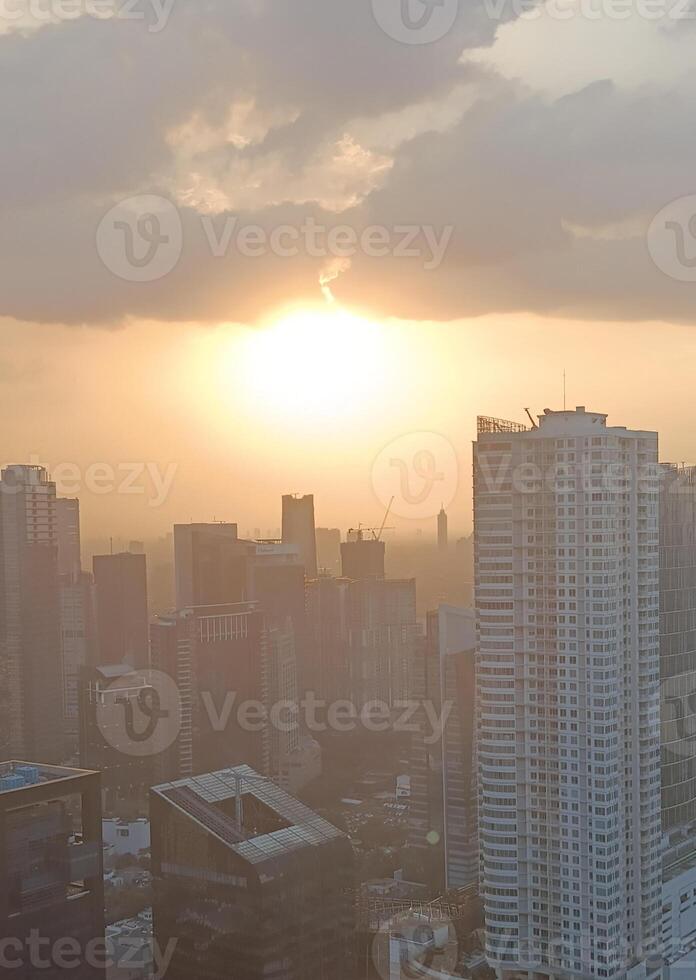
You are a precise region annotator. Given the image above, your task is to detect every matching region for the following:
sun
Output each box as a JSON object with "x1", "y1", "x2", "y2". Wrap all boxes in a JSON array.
[{"x1": 230, "y1": 306, "x2": 389, "y2": 426}]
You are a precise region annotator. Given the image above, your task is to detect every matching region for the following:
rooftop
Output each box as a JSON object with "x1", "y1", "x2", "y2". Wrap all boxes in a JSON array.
[
  {"x1": 0, "y1": 761, "x2": 99, "y2": 797},
  {"x1": 152, "y1": 765, "x2": 345, "y2": 869}
]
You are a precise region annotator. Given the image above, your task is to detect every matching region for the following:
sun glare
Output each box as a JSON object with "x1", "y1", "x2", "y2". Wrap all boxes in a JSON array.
[{"x1": 230, "y1": 307, "x2": 389, "y2": 426}]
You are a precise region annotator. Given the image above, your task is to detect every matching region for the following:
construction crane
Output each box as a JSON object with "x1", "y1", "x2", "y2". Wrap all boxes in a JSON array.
[
  {"x1": 348, "y1": 497, "x2": 395, "y2": 543},
  {"x1": 524, "y1": 407, "x2": 538, "y2": 429}
]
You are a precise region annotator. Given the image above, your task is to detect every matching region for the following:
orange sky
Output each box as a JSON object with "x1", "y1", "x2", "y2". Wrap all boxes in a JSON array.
[{"x1": 2, "y1": 310, "x2": 695, "y2": 544}]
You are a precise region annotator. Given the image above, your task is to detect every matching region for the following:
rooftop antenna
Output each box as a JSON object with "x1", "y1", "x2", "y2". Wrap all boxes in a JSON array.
[{"x1": 563, "y1": 369, "x2": 567, "y2": 411}]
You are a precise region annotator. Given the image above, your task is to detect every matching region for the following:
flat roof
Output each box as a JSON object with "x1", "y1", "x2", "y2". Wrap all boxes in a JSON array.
[{"x1": 152, "y1": 765, "x2": 345, "y2": 869}]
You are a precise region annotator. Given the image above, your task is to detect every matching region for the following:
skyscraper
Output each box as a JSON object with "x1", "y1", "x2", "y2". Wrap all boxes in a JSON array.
[
  {"x1": 306, "y1": 575, "x2": 352, "y2": 704},
  {"x1": 660, "y1": 463, "x2": 696, "y2": 833},
  {"x1": 475, "y1": 409, "x2": 662, "y2": 980},
  {"x1": 56, "y1": 497, "x2": 82, "y2": 579},
  {"x1": 316, "y1": 527, "x2": 341, "y2": 575},
  {"x1": 55, "y1": 497, "x2": 95, "y2": 748},
  {"x1": 437, "y1": 505, "x2": 448, "y2": 552},
  {"x1": 174, "y1": 522, "x2": 253, "y2": 608},
  {"x1": 0, "y1": 465, "x2": 63, "y2": 764},
  {"x1": 0, "y1": 761, "x2": 105, "y2": 979},
  {"x1": 150, "y1": 766, "x2": 355, "y2": 980},
  {"x1": 151, "y1": 601, "x2": 271, "y2": 780},
  {"x1": 78, "y1": 663, "x2": 156, "y2": 813},
  {"x1": 92, "y1": 552, "x2": 149, "y2": 668},
  {"x1": 340, "y1": 533, "x2": 385, "y2": 580},
  {"x1": 409, "y1": 604, "x2": 477, "y2": 891},
  {"x1": 282, "y1": 493, "x2": 318, "y2": 578}
]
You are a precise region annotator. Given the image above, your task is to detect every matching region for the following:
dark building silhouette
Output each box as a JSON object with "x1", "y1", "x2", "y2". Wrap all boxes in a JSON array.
[
  {"x1": 0, "y1": 761, "x2": 105, "y2": 979},
  {"x1": 78, "y1": 663, "x2": 155, "y2": 814},
  {"x1": 56, "y1": 498, "x2": 82, "y2": 579},
  {"x1": 437, "y1": 505, "x2": 448, "y2": 553},
  {"x1": 340, "y1": 535, "x2": 385, "y2": 580},
  {"x1": 151, "y1": 766, "x2": 355, "y2": 980},
  {"x1": 281, "y1": 494, "x2": 317, "y2": 579},
  {"x1": 174, "y1": 523, "x2": 253, "y2": 608},
  {"x1": 315, "y1": 527, "x2": 341, "y2": 575},
  {"x1": 0, "y1": 465, "x2": 63, "y2": 764},
  {"x1": 92, "y1": 552, "x2": 149, "y2": 669},
  {"x1": 306, "y1": 576, "x2": 352, "y2": 704},
  {"x1": 151, "y1": 602, "x2": 269, "y2": 781}
]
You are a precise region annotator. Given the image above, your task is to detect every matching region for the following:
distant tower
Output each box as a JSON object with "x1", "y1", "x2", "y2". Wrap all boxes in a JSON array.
[
  {"x1": 437, "y1": 505, "x2": 448, "y2": 552},
  {"x1": 93, "y1": 552, "x2": 149, "y2": 668},
  {"x1": 282, "y1": 494, "x2": 318, "y2": 578}
]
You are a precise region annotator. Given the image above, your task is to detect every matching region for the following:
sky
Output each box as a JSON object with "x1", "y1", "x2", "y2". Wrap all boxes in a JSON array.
[{"x1": 2, "y1": 0, "x2": 696, "y2": 541}]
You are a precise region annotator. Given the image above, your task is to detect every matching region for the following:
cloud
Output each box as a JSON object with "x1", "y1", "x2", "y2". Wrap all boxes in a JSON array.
[{"x1": 1, "y1": 0, "x2": 696, "y2": 327}]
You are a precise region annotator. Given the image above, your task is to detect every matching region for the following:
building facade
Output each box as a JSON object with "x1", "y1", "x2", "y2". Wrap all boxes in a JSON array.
[
  {"x1": 281, "y1": 493, "x2": 318, "y2": 579},
  {"x1": 151, "y1": 766, "x2": 355, "y2": 980},
  {"x1": 660, "y1": 464, "x2": 696, "y2": 833},
  {"x1": 409, "y1": 604, "x2": 477, "y2": 891},
  {"x1": 0, "y1": 465, "x2": 63, "y2": 764},
  {"x1": 475, "y1": 409, "x2": 662, "y2": 980},
  {"x1": 92, "y1": 552, "x2": 149, "y2": 669},
  {"x1": 0, "y1": 761, "x2": 105, "y2": 979}
]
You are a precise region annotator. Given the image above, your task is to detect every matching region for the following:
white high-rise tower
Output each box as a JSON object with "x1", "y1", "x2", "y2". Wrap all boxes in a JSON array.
[{"x1": 475, "y1": 408, "x2": 661, "y2": 980}]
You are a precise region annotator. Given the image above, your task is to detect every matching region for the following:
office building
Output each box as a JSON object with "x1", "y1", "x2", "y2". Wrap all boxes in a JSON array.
[
  {"x1": 55, "y1": 497, "x2": 95, "y2": 746},
  {"x1": 151, "y1": 765, "x2": 355, "y2": 980},
  {"x1": 660, "y1": 464, "x2": 696, "y2": 833},
  {"x1": 306, "y1": 575, "x2": 353, "y2": 704},
  {"x1": 475, "y1": 409, "x2": 662, "y2": 980},
  {"x1": 316, "y1": 527, "x2": 341, "y2": 575},
  {"x1": 347, "y1": 575, "x2": 419, "y2": 709},
  {"x1": 0, "y1": 465, "x2": 63, "y2": 764},
  {"x1": 0, "y1": 761, "x2": 105, "y2": 979},
  {"x1": 341, "y1": 533, "x2": 385, "y2": 580},
  {"x1": 61, "y1": 573, "x2": 96, "y2": 745},
  {"x1": 409, "y1": 604, "x2": 477, "y2": 891},
  {"x1": 251, "y1": 541, "x2": 310, "y2": 695},
  {"x1": 56, "y1": 497, "x2": 82, "y2": 579},
  {"x1": 282, "y1": 493, "x2": 318, "y2": 578},
  {"x1": 151, "y1": 602, "x2": 269, "y2": 780},
  {"x1": 78, "y1": 664, "x2": 156, "y2": 814},
  {"x1": 93, "y1": 552, "x2": 149, "y2": 668},
  {"x1": 174, "y1": 522, "x2": 255, "y2": 608}
]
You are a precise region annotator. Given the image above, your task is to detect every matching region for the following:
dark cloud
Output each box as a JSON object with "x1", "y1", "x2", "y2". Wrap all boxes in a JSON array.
[{"x1": 1, "y1": 1, "x2": 695, "y2": 326}]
